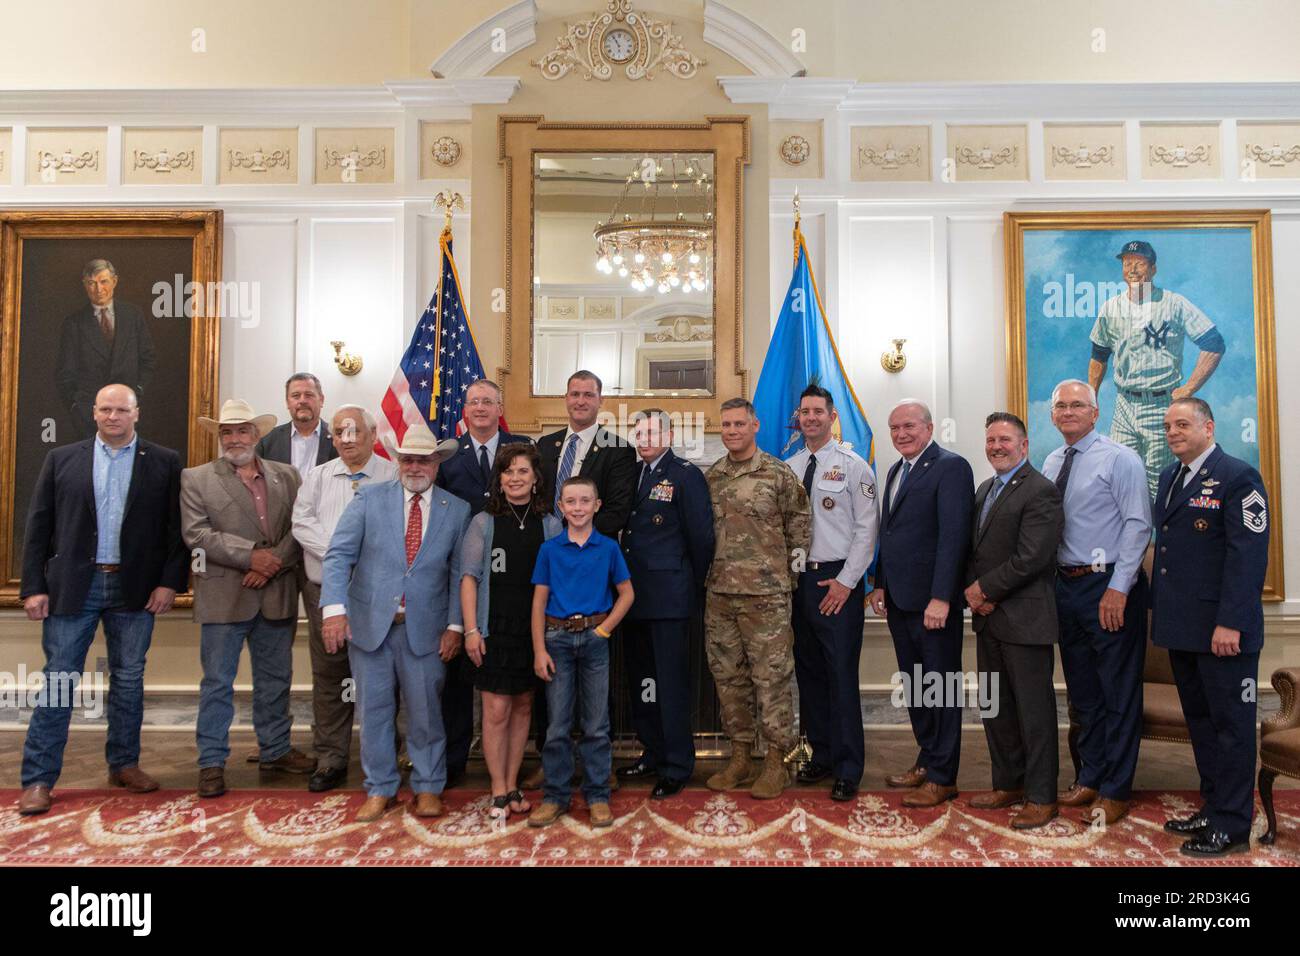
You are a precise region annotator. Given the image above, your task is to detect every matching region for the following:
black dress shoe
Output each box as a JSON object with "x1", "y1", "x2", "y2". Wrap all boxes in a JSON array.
[
  {"x1": 308, "y1": 766, "x2": 347, "y2": 793},
  {"x1": 617, "y1": 758, "x2": 658, "y2": 779},
  {"x1": 830, "y1": 779, "x2": 858, "y2": 802},
  {"x1": 1163, "y1": 811, "x2": 1210, "y2": 835},
  {"x1": 796, "y1": 762, "x2": 832, "y2": 784},
  {"x1": 1179, "y1": 829, "x2": 1250, "y2": 857},
  {"x1": 651, "y1": 777, "x2": 686, "y2": 799}
]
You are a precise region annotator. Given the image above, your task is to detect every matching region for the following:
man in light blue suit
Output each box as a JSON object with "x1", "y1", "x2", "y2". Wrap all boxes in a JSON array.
[{"x1": 321, "y1": 426, "x2": 470, "y2": 823}]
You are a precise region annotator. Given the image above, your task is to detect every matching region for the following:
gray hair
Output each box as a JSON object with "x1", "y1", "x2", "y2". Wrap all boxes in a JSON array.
[
  {"x1": 285, "y1": 372, "x2": 323, "y2": 396},
  {"x1": 1170, "y1": 396, "x2": 1215, "y2": 423},
  {"x1": 1051, "y1": 379, "x2": 1098, "y2": 408},
  {"x1": 466, "y1": 378, "x2": 503, "y2": 401},
  {"x1": 633, "y1": 407, "x2": 674, "y2": 431},
  {"x1": 82, "y1": 259, "x2": 117, "y2": 281},
  {"x1": 890, "y1": 398, "x2": 933, "y2": 424},
  {"x1": 720, "y1": 397, "x2": 755, "y2": 417},
  {"x1": 331, "y1": 404, "x2": 377, "y2": 432}
]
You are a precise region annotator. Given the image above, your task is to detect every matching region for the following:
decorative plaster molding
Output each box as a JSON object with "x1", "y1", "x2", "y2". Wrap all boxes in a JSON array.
[
  {"x1": 428, "y1": 0, "x2": 538, "y2": 78},
  {"x1": 1148, "y1": 143, "x2": 1212, "y2": 168},
  {"x1": 228, "y1": 146, "x2": 291, "y2": 172},
  {"x1": 533, "y1": 0, "x2": 704, "y2": 82},
  {"x1": 702, "y1": 0, "x2": 804, "y2": 77},
  {"x1": 37, "y1": 148, "x2": 98, "y2": 173},
  {"x1": 1049, "y1": 144, "x2": 1115, "y2": 169},
  {"x1": 131, "y1": 147, "x2": 195, "y2": 172},
  {"x1": 431, "y1": 135, "x2": 462, "y2": 167},
  {"x1": 385, "y1": 78, "x2": 521, "y2": 107},
  {"x1": 779, "y1": 134, "x2": 810, "y2": 166},
  {"x1": 1245, "y1": 140, "x2": 1300, "y2": 168}
]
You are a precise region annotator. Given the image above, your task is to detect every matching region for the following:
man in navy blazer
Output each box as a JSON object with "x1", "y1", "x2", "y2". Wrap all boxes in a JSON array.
[
  {"x1": 868, "y1": 399, "x2": 975, "y2": 807},
  {"x1": 434, "y1": 379, "x2": 530, "y2": 785},
  {"x1": 1152, "y1": 398, "x2": 1270, "y2": 857},
  {"x1": 18, "y1": 384, "x2": 187, "y2": 815},
  {"x1": 618, "y1": 409, "x2": 715, "y2": 796},
  {"x1": 321, "y1": 426, "x2": 471, "y2": 822}
]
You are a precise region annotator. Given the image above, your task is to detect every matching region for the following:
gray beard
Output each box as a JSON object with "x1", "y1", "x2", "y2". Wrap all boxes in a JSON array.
[
  {"x1": 400, "y1": 475, "x2": 433, "y2": 494},
  {"x1": 224, "y1": 448, "x2": 255, "y2": 466}
]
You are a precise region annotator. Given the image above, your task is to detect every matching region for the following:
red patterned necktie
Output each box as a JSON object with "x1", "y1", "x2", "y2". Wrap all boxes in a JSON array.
[{"x1": 405, "y1": 493, "x2": 422, "y2": 566}]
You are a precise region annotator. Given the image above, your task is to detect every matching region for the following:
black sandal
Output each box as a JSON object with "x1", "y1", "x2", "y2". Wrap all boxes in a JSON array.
[
  {"x1": 506, "y1": 789, "x2": 531, "y2": 814},
  {"x1": 489, "y1": 794, "x2": 511, "y2": 819}
]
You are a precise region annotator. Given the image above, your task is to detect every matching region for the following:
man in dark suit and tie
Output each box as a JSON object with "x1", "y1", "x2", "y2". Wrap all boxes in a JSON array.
[
  {"x1": 18, "y1": 384, "x2": 188, "y2": 815},
  {"x1": 254, "y1": 372, "x2": 337, "y2": 481},
  {"x1": 434, "y1": 377, "x2": 529, "y2": 785},
  {"x1": 868, "y1": 399, "x2": 975, "y2": 807},
  {"x1": 963, "y1": 412, "x2": 1064, "y2": 829},
  {"x1": 1153, "y1": 398, "x2": 1270, "y2": 856},
  {"x1": 56, "y1": 260, "x2": 157, "y2": 438},
  {"x1": 618, "y1": 409, "x2": 714, "y2": 797},
  {"x1": 522, "y1": 370, "x2": 637, "y2": 788}
]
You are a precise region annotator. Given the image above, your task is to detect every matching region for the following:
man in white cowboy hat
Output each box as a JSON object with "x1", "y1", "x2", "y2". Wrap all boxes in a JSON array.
[
  {"x1": 181, "y1": 398, "x2": 316, "y2": 799},
  {"x1": 321, "y1": 424, "x2": 471, "y2": 822}
]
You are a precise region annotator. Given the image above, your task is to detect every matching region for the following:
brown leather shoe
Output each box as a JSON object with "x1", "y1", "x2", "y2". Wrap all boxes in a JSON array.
[
  {"x1": 886, "y1": 765, "x2": 927, "y2": 789},
  {"x1": 412, "y1": 792, "x2": 444, "y2": 818},
  {"x1": 259, "y1": 748, "x2": 317, "y2": 774},
  {"x1": 967, "y1": 789, "x2": 1024, "y2": 810},
  {"x1": 528, "y1": 801, "x2": 567, "y2": 828},
  {"x1": 1086, "y1": 797, "x2": 1130, "y2": 825},
  {"x1": 589, "y1": 802, "x2": 614, "y2": 827},
  {"x1": 19, "y1": 784, "x2": 52, "y2": 815},
  {"x1": 109, "y1": 766, "x2": 160, "y2": 793},
  {"x1": 1058, "y1": 783, "x2": 1099, "y2": 807},
  {"x1": 901, "y1": 781, "x2": 958, "y2": 808},
  {"x1": 356, "y1": 795, "x2": 400, "y2": 822},
  {"x1": 197, "y1": 767, "x2": 226, "y2": 798},
  {"x1": 1011, "y1": 801, "x2": 1058, "y2": 829},
  {"x1": 521, "y1": 764, "x2": 545, "y2": 789}
]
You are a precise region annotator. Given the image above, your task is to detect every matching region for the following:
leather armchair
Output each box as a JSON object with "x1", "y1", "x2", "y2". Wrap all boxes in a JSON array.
[{"x1": 1259, "y1": 666, "x2": 1300, "y2": 845}]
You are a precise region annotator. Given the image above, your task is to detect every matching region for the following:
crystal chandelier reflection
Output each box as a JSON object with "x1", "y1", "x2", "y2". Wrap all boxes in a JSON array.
[{"x1": 593, "y1": 154, "x2": 713, "y2": 295}]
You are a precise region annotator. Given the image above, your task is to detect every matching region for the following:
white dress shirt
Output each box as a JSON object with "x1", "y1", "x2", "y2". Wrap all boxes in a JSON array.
[
  {"x1": 1172, "y1": 443, "x2": 1218, "y2": 495},
  {"x1": 292, "y1": 453, "x2": 397, "y2": 583},
  {"x1": 888, "y1": 438, "x2": 933, "y2": 505},
  {"x1": 786, "y1": 440, "x2": 880, "y2": 588},
  {"x1": 563, "y1": 422, "x2": 602, "y2": 475},
  {"x1": 290, "y1": 422, "x2": 324, "y2": 481}
]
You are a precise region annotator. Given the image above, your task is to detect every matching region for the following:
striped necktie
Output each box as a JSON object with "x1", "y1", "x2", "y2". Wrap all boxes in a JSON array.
[{"x1": 554, "y1": 433, "x2": 581, "y2": 517}]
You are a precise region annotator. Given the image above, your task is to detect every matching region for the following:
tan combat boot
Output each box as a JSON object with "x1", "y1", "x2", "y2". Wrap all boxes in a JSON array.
[
  {"x1": 750, "y1": 749, "x2": 790, "y2": 800},
  {"x1": 706, "y1": 744, "x2": 755, "y2": 791}
]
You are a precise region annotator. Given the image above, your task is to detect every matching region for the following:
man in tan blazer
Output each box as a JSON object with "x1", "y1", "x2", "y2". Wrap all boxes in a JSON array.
[{"x1": 181, "y1": 399, "x2": 315, "y2": 798}]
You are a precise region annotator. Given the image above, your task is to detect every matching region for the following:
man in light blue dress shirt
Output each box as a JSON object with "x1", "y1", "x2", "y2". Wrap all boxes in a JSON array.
[{"x1": 1041, "y1": 379, "x2": 1152, "y2": 825}]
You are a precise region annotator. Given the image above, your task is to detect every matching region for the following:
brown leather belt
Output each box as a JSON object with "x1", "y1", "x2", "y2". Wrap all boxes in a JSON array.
[
  {"x1": 1057, "y1": 565, "x2": 1099, "y2": 578},
  {"x1": 393, "y1": 611, "x2": 406, "y2": 625},
  {"x1": 545, "y1": 612, "x2": 609, "y2": 632},
  {"x1": 95, "y1": 564, "x2": 121, "y2": 573}
]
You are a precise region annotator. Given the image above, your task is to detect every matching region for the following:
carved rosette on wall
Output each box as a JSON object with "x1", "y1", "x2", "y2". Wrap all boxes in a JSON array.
[
  {"x1": 323, "y1": 145, "x2": 387, "y2": 171},
  {"x1": 533, "y1": 0, "x2": 705, "y2": 81},
  {"x1": 39, "y1": 149, "x2": 99, "y2": 174},
  {"x1": 132, "y1": 148, "x2": 196, "y2": 173},
  {"x1": 228, "y1": 146, "x2": 291, "y2": 172},
  {"x1": 857, "y1": 143, "x2": 921, "y2": 170},
  {"x1": 431, "y1": 135, "x2": 462, "y2": 167},
  {"x1": 1051, "y1": 144, "x2": 1114, "y2": 169},
  {"x1": 1149, "y1": 143, "x2": 1211, "y2": 168},
  {"x1": 1245, "y1": 141, "x2": 1300, "y2": 168},
  {"x1": 955, "y1": 144, "x2": 1018, "y2": 169},
  {"x1": 779, "y1": 135, "x2": 810, "y2": 167}
]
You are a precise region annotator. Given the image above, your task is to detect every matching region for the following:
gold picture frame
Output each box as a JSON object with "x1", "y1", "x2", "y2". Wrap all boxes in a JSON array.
[
  {"x1": 498, "y1": 114, "x2": 749, "y2": 433},
  {"x1": 1004, "y1": 208, "x2": 1282, "y2": 600},
  {"x1": 0, "y1": 208, "x2": 223, "y2": 607}
]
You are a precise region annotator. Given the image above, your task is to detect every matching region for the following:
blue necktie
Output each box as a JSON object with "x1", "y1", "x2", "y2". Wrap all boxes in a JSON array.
[
  {"x1": 554, "y1": 433, "x2": 581, "y2": 517},
  {"x1": 891, "y1": 460, "x2": 912, "y2": 514},
  {"x1": 979, "y1": 478, "x2": 1003, "y2": 530}
]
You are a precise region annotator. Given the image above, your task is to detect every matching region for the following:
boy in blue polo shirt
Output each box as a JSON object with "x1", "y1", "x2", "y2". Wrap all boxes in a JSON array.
[{"x1": 528, "y1": 476, "x2": 634, "y2": 829}]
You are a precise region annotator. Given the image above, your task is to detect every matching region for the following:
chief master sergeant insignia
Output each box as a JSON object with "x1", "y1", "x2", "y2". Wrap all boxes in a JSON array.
[{"x1": 1242, "y1": 490, "x2": 1268, "y2": 533}]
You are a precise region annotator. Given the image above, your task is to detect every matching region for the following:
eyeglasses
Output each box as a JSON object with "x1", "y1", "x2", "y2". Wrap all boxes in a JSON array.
[
  {"x1": 465, "y1": 398, "x2": 499, "y2": 408},
  {"x1": 1052, "y1": 402, "x2": 1093, "y2": 412}
]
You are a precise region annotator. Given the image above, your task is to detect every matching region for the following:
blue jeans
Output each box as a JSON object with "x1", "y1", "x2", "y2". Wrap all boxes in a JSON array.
[
  {"x1": 541, "y1": 627, "x2": 611, "y2": 806},
  {"x1": 21, "y1": 570, "x2": 154, "y2": 788},
  {"x1": 196, "y1": 612, "x2": 295, "y2": 768}
]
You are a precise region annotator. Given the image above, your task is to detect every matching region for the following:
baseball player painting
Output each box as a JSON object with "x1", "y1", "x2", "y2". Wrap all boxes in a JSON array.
[{"x1": 1087, "y1": 240, "x2": 1226, "y2": 499}]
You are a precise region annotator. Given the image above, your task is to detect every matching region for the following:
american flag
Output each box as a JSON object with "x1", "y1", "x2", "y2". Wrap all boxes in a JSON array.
[{"x1": 377, "y1": 227, "x2": 503, "y2": 455}]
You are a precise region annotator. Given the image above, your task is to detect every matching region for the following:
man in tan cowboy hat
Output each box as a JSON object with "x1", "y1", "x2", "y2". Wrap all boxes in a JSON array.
[
  {"x1": 321, "y1": 424, "x2": 470, "y2": 822},
  {"x1": 181, "y1": 398, "x2": 316, "y2": 798}
]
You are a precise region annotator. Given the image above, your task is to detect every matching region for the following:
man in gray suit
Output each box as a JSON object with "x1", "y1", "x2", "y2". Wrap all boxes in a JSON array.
[
  {"x1": 321, "y1": 426, "x2": 471, "y2": 823},
  {"x1": 963, "y1": 412, "x2": 1065, "y2": 830},
  {"x1": 181, "y1": 399, "x2": 316, "y2": 799}
]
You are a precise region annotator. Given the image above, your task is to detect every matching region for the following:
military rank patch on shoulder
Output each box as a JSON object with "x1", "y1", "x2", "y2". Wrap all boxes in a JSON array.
[
  {"x1": 1242, "y1": 490, "x2": 1268, "y2": 533},
  {"x1": 860, "y1": 482, "x2": 875, "y2": 499}
]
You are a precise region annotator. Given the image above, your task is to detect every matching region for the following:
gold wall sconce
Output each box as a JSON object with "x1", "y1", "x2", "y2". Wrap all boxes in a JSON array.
[
  {"x1": 881, "y1": 338, "x2": 907, "y2": 373},
  {"x1": 331, "y1": 340, "x2": 363, "y2": 376}
]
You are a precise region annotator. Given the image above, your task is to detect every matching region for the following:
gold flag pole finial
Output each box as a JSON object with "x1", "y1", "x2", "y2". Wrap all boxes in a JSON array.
[
  {"x1": 792, "y1": 187, "x2": 801, "y2": 228},
  {"x1": 434, "y1": 190, "x2": 464, "y2": 236}
]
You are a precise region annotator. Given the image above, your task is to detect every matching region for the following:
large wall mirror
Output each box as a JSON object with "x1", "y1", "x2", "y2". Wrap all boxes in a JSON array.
[{"x1": 499, "y1": 116, "x2": 749, "y2": 433}]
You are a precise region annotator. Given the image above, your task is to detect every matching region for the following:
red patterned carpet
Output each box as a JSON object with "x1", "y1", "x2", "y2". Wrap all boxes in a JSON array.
[{"x1": 2, "y1": 788, "x2": 1296, "y2": 867}]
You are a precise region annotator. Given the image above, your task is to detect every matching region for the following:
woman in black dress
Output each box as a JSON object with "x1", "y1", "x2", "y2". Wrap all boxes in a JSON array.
[{"x1": 460, "y1": 444, "x2": 561, "y2": 819}]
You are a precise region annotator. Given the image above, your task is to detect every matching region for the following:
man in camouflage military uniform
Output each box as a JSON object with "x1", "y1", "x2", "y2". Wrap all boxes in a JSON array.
[{"x1": 704, "y1": 398, "x2": 812, "y2": 799}]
